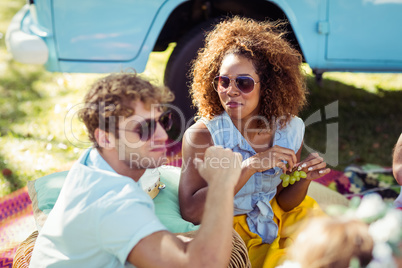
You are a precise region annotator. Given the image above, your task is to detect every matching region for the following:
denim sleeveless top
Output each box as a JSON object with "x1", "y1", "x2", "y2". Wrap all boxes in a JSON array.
[{"x1": 200, "y1": 112, "x2": 304, "y2": 243}]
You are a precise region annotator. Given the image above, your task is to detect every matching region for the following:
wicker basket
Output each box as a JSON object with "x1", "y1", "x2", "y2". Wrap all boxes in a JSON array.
[
  {"x1": 12, "y1": 230, "x2": 38, "y2": 268},
  {"x1": 13, "y1": 229, "x2": 250, "y2": 267}
]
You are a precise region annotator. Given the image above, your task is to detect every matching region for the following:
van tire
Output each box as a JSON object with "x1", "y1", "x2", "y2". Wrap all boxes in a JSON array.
[{"x1": 164, "y1": 20, "x2": 217, "y2": 125}]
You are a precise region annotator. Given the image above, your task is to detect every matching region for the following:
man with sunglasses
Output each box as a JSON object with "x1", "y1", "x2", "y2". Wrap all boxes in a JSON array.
[{"x1": 30, "y1": 73, "x2": 243, "y2": 268}]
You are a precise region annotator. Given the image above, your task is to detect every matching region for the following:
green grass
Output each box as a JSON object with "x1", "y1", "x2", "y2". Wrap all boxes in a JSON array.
[
  {"x1": 300, "y1": 68, "x2": 402, "y2": 170},
  {"x1": 0, "y1": 1, "x2": 401, "y2": 197}
]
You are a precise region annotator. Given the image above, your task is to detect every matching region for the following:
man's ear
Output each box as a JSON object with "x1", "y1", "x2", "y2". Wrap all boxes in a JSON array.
[{"x1": 95, "y1": 128, "x2": 116, "y2": 150}]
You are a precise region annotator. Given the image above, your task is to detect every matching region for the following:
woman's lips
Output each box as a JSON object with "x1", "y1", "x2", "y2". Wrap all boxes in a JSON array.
[{"x1": 226, "y1": 101, "x2": 242, "y2": 108}]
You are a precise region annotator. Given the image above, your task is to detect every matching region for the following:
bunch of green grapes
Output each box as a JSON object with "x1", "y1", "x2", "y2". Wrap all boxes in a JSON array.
[{"x1": 279, "y1": 170, "x2": 307, "y2": 187}]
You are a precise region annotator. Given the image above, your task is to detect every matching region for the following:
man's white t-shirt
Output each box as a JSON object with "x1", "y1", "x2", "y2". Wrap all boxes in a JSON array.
[{"x1": 30, "y1": 148, "x2": 167, "y2": 268}]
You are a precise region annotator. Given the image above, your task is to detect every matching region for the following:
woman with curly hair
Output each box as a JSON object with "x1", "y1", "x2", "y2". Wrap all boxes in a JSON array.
[{"x1": 179, "y1": 17, "x2": 331, "y2": 267}]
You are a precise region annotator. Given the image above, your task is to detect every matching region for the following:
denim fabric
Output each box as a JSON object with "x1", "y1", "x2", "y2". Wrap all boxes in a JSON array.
[{"x1": 201, "y1": 112, "x2": 304, "y2": 243}]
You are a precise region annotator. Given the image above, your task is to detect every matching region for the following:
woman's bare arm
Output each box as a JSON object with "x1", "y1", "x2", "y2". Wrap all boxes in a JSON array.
[{"x1": 179, "y1": 121, "x2": 213, "y2": 224}]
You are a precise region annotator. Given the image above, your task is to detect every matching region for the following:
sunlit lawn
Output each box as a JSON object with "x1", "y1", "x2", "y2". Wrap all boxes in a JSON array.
[{"x1": 0, "y1": 0, "x2": 401, "y2": 197}]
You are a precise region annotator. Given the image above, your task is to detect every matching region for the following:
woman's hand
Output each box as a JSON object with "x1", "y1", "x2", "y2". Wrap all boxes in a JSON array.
[
  {"x1": 244, "y1": 145, "x2": 297, "y2": 174},
  {"x1": 296, "y1": 152, "x2": 330, "y2": 180}
]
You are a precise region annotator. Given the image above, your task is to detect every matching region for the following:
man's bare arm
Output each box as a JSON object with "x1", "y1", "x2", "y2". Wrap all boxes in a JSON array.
[{"x1": 128, "y1": 146, "x2": 242, "y2": 268}]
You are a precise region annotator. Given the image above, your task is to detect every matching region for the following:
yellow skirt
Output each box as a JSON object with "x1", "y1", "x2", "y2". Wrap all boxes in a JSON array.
[{"x1": 233, "y1": 196, "x2": 324, "y2": 268}]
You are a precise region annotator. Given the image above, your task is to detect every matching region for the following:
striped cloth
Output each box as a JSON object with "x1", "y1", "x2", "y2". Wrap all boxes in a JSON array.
[{"x1": 0, "y1": 187, "x2": 36, "y2": 268}]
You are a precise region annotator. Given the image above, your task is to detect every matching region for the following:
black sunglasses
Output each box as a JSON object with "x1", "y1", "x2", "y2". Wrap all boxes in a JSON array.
[
  {"x1": 212, "y1": 75, "x2": 259, "y2": 94},
  {"x1": 119, "y1": 110, "x2": 173, "y2": 141}
]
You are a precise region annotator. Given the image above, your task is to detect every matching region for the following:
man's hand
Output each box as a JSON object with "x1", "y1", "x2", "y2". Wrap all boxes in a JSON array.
[{"x1": 193, "y1": 146, "x2": 243, "y2": 187}]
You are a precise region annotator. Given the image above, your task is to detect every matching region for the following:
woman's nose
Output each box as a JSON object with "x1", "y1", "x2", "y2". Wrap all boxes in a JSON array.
[{"x1": 226, "y1": 80, "x2": 240, "y2": 96}]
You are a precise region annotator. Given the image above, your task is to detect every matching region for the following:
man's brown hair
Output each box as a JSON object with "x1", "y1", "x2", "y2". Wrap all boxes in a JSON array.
[{"x1": 78, "y1": 73, "x2": 174, "y2": 146}]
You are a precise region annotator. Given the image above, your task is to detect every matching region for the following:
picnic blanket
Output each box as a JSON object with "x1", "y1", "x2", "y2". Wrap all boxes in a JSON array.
[
  {"x1": 315, "y1": 164, "x2": 400, "y2": 201},
  {"x1": 0, "y1": 162, "x2": 399, "y2": 267},
  {"x1": 0, "y1": 187, "x2": 36, "y2": 268}
]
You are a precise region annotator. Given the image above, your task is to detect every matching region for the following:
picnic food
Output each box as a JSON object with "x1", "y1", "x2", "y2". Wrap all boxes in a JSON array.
[
  {"x1": 138, "y1": 168, "x2": 165, "y2": 199},
  {"x1": 280, "y1": 169, "x2": 307, "y2": 187}
]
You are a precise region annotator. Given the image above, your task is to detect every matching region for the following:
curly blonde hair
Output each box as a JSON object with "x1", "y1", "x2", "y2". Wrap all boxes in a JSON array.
[
  {"x1": 190, "y1": 16, "x2": 307, "y2": 129},
  {"x1": 79, "y1": 73, "x2": 174, "y2": 146},
  {"x1": 288, "y1": 217, "x2": 373, "y2": 268}
]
